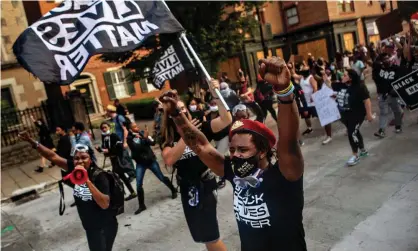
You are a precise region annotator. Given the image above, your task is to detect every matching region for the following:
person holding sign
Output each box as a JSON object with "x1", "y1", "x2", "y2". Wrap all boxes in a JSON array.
[
  {"x1": 332, "y1": 69, "x2": 374, "y2": 166},
  {"x1": 160, "y1": 57, "x2": 306, "y2": 251}
]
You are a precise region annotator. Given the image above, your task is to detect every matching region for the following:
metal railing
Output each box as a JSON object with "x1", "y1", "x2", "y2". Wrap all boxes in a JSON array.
[{"x1": 1, "y1": 102, "x2": 51, "y2": 147}]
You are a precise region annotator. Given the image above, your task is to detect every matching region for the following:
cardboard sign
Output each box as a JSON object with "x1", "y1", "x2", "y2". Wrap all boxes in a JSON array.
[
  {"x1": 376, "y1": 10, "x2": 403, "y2": 40},
  {"x1": 391, "y1": 69, "x2": 418, "y2": 111},
  {"x1": 312, "y1": 85, "x2": 341, "y2": 126}
]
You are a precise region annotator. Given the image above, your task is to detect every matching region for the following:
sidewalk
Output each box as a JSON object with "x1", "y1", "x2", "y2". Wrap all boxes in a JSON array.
[{"x1": 1, "y1": 132, "x2": 167, "y2": 202}]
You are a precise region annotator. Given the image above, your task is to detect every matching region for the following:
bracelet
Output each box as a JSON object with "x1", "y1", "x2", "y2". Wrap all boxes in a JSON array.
[
  {"x1": 278, "y1": 94, "x2": 295, "y2": 104},
  {"x1": 276, "y1": 84, "x2": 295, "y2": 98},
  {"x1": 32, "y1": 141, "x2": 40, "y2": 149},
  {"x1": 274, "y1": 83, "x2": 293, "y2": 95}
]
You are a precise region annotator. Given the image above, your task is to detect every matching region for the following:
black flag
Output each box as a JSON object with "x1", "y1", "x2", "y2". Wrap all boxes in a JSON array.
[
  {"x1": 13, "y1": 0, "x2": 184, "y2": 85},
  {"x1": 151, "y1": 38, "x2": 195, "y2": 89}
]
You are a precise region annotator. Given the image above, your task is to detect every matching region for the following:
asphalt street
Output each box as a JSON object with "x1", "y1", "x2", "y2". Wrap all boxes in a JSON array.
[{"x1": 1, "y1": 83, "x2": 418, "y2": 251}]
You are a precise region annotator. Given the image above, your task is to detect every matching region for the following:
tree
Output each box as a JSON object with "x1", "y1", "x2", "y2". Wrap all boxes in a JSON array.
[{"x1": 100, "y1": 2, "x2": 265, "y2": 76}]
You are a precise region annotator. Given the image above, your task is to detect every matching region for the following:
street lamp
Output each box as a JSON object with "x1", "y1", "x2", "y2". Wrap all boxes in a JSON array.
[{"x1": 255, "y1": 6, "x2": 269, "y2": 59}]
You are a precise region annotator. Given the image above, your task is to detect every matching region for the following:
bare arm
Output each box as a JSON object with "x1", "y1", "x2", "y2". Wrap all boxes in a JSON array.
[
  {"x1": 209, "y1": 98, "x2": 233, "y2": 133},
  {"x1": 86, "y1": 179, "x2": 110, "y2": 209},
  {"x1": 310, "y1": 77, "x2": 318, "y2": 93},
  {"x1": 277, "y1": 95, "x2": 304, "y2": 181},
  {"x1": 364, "y1": 98, "x2": 372, "y2": 117},
  {"x1": 172, "y1": 113, "x2": 225, "y2": 176},
  {"x1": 162, "y1": 139, "x2": 187, "y2": 166},
  {"x1": 19, "y1": 132, "x2": 68, "y2": 170}
]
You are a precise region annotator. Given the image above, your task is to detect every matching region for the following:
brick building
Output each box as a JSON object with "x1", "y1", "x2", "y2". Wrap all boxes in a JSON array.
[
  {"x1": 238, "y1": 1, "x2": 398, "y2": 85},
  {"x1": 1, "y1": 0, "x2": 47, "y2": 111},
  {"x1": 3, "y1": 0, "x2": 170, "y2": 120}
]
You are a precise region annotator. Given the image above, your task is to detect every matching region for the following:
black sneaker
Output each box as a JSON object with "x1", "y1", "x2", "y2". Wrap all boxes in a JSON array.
[
  {"x1": 302, "y1": 128, "x2": 313, "y2": 136},
  {"x1": 395, "y1": 127, "x2": 402, "y2": 133},
  {"x1": 217, "y1": 180, "x2": 226, "y2": 189},
  {"x1": 125, "y1": 193, "x2": 137, "y2": 201},
  {"x1": 374, "y1": 130, "x2": 385, "y2": 138},
  {"x1": 35, "y1": 166, "x2": 44, "y2": 173}
]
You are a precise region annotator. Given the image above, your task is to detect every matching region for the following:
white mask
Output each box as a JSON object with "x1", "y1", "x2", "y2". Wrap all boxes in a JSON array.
[
  {"x1": 101, "y1": 130, "x2": 110, "y2": 136},
  {"x1": 189, "y1": 105, "x2": 197, "y2": 112},
  {"x1": 210, "y1": 106, "x2": 218, "y2": 112}
]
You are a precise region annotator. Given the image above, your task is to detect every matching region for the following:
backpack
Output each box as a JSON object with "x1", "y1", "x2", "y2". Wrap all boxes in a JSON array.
[
  {"x1": 116, "y1": 114, "x2": 131, "y2": 130},
  {"x1": 92, "y1": 168, "x2": 125, "y2": 216},
  {"x1": 58, "y1": 168, "x2": 125, "y2": 216}
]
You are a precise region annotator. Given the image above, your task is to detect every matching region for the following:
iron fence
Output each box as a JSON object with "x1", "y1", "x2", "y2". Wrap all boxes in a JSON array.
[{"x1": 1, "y1": 102, "x2": 51, "y2": 147}]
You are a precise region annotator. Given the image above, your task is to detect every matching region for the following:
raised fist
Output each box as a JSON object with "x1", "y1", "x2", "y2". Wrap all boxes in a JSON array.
[
  {"x1": 259, "y1": 57, "x2": 291, "y2": 91},
  {"x1": 159, "y1": 90, "x2": 179, "y2": 115}
]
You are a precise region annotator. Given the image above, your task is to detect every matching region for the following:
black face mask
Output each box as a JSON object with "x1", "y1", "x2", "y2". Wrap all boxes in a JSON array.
[
  {"x1": 231, "y1": 154, "x2": 259, "y2": 178},
  {"x1": 158, "y1": 108, "x2": 163, "y2": 112},
  {"x1": 299, "y1": 70, "x2": 310, "y2": 78}
]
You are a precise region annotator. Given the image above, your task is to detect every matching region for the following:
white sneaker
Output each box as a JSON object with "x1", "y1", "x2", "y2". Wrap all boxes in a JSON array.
[
  {"x1": 347, "y1": 155, "x2": 360, "y2": 166},
  {"x1": 322, "y1": 137, "x2": 332, "y2": 145}
]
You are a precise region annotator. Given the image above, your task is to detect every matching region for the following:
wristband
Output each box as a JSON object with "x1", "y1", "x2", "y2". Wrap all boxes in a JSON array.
[
  {"x1": 278, "y1": 94, "x2": 295, "y2": 104},
  {"x1": 32, "y1": 141, "x2": 40, "y2": 149},
  {"x1": 276, "y1": 84, "x2": 295, "y2": 98},
  {"x1": 274, "y1": 83, "x2": 293, "y2": 95}
]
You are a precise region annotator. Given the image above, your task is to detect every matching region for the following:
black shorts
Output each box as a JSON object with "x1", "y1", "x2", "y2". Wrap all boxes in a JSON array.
[
  {"x1": 180, "y1": 179, "x2": 220, "y2": 243},
  {"x1": 300, "y1": 107, "x2": 317, "y2": 119}
]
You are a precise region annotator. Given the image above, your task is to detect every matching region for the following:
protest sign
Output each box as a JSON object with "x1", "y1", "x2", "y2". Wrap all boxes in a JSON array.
[
  {"x1": 312, "y1": 85, "x2": 341, "y2": 126},
  {"x1": 391, "y1": 69, "x2": 418, "y2": 111}
]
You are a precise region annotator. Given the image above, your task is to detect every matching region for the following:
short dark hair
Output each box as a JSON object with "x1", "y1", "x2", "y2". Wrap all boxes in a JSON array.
[
  {"x1": 73, "y1": 122, "x2": 85, "y2": 131},
  {"x1": 100, "y1": 121, "x2": 111, "y2": 129},
  {"x1": 56, "y1": 125, "x2": 67, "y2": 132},
  {"x1": 114, "y1": 99, "x2": 120, "y2": 103},
  {"x1": 346, "y1": 69, "x2": 361, "y2": 86}
]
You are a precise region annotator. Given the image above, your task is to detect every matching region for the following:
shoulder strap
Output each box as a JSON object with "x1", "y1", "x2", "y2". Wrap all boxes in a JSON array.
[{"x1": 58, "y1": 181, "x2": 65, "y2": 216}]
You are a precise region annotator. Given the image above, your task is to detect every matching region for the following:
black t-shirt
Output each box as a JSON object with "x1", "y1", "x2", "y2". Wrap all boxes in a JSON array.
[
  {"x1": 68, "y1": 161, "x2": 116, "y2": 230},
  {"x1": 202, "y1": 115, "x2": 231, "y2": 142},
  {"x1": 56, "y1": 134, "x2": 72, "y2": 160},
  {"x1": 190, "y1": 110, "x2": 205, "y2": 122},
  {"x1": 333, "y1": 82, "x2": 370, "y2": 116},
  {"x1": 372, "y1": 63, "x2": 399, "y2": 95},
  {"x1": 171, "y1": 135, "x2": 210, "y2": 183},
  {"x1": 224, "y1": 158, "x2": 306, "y2": 251},
  {"x1": 127, "y1": 132, "x2": 156, "y2": 165}
]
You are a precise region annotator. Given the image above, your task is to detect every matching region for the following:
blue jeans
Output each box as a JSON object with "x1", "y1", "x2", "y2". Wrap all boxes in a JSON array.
[{"x1": 136, "y1": 161, "x2": 166, "y2": 189}]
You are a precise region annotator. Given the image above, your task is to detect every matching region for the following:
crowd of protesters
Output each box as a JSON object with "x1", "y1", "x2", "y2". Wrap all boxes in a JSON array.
[{"x1": 19, "y1": 14, "x2": 418, "y2": 251}]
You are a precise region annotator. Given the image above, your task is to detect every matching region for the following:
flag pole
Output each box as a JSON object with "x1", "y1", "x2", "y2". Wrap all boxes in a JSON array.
[{"x1": 160, "y1": 0, "x2": 230, "y2": 111}]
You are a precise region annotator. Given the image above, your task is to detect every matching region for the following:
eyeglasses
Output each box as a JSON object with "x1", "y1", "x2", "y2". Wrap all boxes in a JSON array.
[
  {"x1": 233, "y1": 169, "x2": 264, "y2": 189},
  {"x1": 74, "y1": 144, "x2": 89, "y2": 153}
]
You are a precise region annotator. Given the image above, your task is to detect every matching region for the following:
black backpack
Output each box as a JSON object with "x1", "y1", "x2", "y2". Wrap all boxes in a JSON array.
[
  {"x1": 92, "y1": 168, "x2": 125, "y2": 215},
  {"x1": 58, "y1": 168, "x2": 125, "y2": 216},
  {"x1": 116, "y1": 114, "x2": 131, "y2": 130}
]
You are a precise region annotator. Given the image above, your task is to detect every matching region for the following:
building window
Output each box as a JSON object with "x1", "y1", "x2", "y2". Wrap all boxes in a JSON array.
[
  {"x1": 367, "y1": 0, "x2": 373, "y2": 6},
  {"x1": 338, "y1": 0, "x2": 355, "y2": 13},
  {"x1": 103, "y1": 69, "x2": 136, "y2": 100},
  {"x1": 1, "y1": 18, "x2": 6, "y2": 27},
  {"x1": 285, "y1": 7, "x2": 299, "y2": 26},
  {"x1": 2, "y1": 35, "x2": 11, "y2": 44},
  {"x1": 1, "y1": 87, "x2": 15, "y2": 110}
]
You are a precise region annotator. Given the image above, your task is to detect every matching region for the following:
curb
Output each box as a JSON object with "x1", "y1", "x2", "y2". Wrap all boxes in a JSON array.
[{"x1": 1, "y1": 180, "x2": 59, "y2": 205}]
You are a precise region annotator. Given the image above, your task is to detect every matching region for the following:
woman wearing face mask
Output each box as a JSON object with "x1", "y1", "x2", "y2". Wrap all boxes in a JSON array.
[
  {"x1": 19, "y1": 133, "x2": 119, "y2": 251},
  {"x1": 97, "y1": 122, "x2": 137, "y2": 201},
  {"x1": 162, "y1": 57, "x2": 306, "y2": 251},
  {"x1": 30, "y1": 115, "x2": 55, "y2": 172},
  {"x1": 333, "y1": 69, "x2": 374, "y2": 166},
  {"x1": 188, "y1": 98, "x2": 206, "y2": 123},
  {"x1": 126, "y1": 121, "x2": 177, "y2": 215},
  {"x1": 160, "y1": 81, "x2": 231, "y2": 251}
]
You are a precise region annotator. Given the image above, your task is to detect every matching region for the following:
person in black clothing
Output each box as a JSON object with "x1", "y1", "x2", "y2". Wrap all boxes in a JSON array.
[
  {"x1": 113, "y1": 99, "x2": 127, "y2": 117},
  {"x1": 19, "y1": 132, "x2": 118, "y2": 251},
  {"x1": 333, "y1": 69, "x2": 374, "y2": 166},
  {"x1": 97, "y1": 122, "x2": 137, "y2": 202},
  {"x1": 160, "y1": 82, "x2": 230, "y2": 251},
  {"x1": 30, "y1": 115, "x2": 54, "y2": 172},
  {"x1": 161, "y1": 58, "x2": 306, "y2": 251},
  {"x1": 188, "y1": 98, "x2": 206, "y2": 122},
  {"x1": 126, "y1": 121, "x2": 177, "y2": 215},
  {"x1": 372, "y1": 53, "x2": 403, "y2": 137},
  {"x1": 256, "y1": 78, "x2": 278, "y2": 121}
]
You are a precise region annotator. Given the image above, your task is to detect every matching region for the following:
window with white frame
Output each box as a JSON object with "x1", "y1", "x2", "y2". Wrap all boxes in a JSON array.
[
  {"x1": 110, "y1": 70, "x2": 129, "y2": 98},
  {"x1": 286, "y1": 7, "x2": 299, "y2": 26},
  {"x1": 103, "y1": 68, "x2": 136, "y2": 100}
]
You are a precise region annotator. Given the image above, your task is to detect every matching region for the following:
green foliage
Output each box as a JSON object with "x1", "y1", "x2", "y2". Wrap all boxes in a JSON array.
[{"x1": 100, "y1": 2, "x2": 265, "y2": 76}]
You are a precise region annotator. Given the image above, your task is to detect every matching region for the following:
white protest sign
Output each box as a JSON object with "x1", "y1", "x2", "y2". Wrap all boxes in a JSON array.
[{"x1": 312, "y1": 85, "x2": 341, "y2": 126}]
